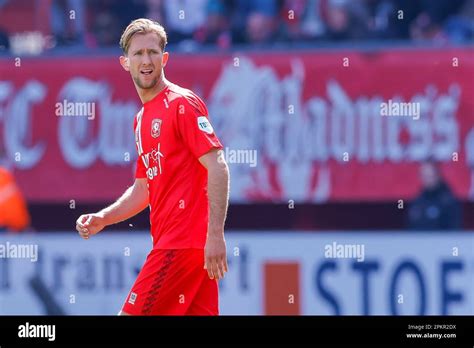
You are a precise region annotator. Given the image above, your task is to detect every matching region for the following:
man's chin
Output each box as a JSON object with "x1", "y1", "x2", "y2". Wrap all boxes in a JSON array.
[
  {"x1": 140, "y1": 82, "x2": 158, "y2": 90},
  {"x1": 134, "y1": 77, "x2": 158, "y2": 90},
  {"x1": 140, "y1": 84, "x2": 156, "y2": 90}
]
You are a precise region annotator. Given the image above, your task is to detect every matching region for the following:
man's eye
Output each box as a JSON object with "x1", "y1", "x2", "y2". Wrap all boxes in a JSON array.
[{"x1": 135, "y1": 52, "x2": 142, "y2": 56}]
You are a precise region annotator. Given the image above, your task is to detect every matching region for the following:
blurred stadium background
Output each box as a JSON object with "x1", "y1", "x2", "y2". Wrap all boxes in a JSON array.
[{"x1": 0, "y1": 0, "x2": 473, "y2": 315}]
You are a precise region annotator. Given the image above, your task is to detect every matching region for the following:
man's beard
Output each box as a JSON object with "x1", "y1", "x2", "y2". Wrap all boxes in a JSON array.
[{"x1": 133, "y1": 73, "x2": 159, "y2": 90}]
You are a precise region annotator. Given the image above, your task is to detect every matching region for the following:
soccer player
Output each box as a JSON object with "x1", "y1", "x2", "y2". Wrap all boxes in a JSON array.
[{"x1": 75, "y1": 18, "x2": 229, "y2": 315}]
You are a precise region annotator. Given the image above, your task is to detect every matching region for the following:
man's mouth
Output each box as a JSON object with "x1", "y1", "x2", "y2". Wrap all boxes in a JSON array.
[{"x1": 140, "y1": 68, "x2": 153, "y2": 75}]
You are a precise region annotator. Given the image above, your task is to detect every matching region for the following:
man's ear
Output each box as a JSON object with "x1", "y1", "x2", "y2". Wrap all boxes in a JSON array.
[
  {"x1": 162, "y1": 52, "x2": 169, "y2": 68},
  {"x1": 119, "y1": 55, "x2": 130, "y2": 72}
]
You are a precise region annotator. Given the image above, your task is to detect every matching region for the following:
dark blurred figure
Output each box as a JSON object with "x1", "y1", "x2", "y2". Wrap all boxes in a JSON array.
[
  {"x1": 410, "y1": 0, "x2": 467, "y2": 43},
  {"x1": 407, "y1": 160, "x2": 463, "y2": 231},
  {"x1": 50, "y1": 0, "x2": 86, "y2": 46},
  {"x1": 232, "y1": 0, "x2": 280, "y2": 44},
  {"x1": 320, "y1": 0, "x2": 370, "y2": 41},
  {"x1": 360, "y1": 0, "x2": 472, "y2": 43},
  {"x1": 0, "y1": 28, "x2": 9, "y2": 52},
  {"x1": 369, "y1": 0, "x2": 421, "y2": 39},
  {"x1": 163, "y1": 0, "x2": 207, "y2": 43},
  {"x1": 279, "y1": 0, "x2": 325, "y2": 42},
  {"x1": 145, "y1": 0, "x2": 165, "y2": 24},
  {"x1": 89, "y1": 5, "x2": 121, "y2": 47},
  {"x1": 443, "y1": 0, "x2": 474, "y2": 43},
  {"x1": 87, "y1": 0, "x2": 147, "y2": 47},
  {"x1": 410, "y1": 12, "x2": 448, "y2": 43},
  {"x1": 0, "y1": 0, "x2": 9, "y2": 52},
  {"x1": 197, "y1": 0, "x2": 233, "y2": 48}
]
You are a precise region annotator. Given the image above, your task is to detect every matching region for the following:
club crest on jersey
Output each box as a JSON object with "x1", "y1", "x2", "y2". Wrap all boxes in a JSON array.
[{"x1": 151, "y1": 118, "x2": 162, "y2": 138}]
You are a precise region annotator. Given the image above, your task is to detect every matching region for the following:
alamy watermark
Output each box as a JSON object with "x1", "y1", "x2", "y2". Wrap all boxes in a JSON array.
[
  {"x1": 324, "y1": 242, "x2": 365, "y2": 262},
  {"x1": 55, "y1": 99, "x2": 96, "y2": 120},
  {"x1": 218, "y1": 147, "x2": 257, "y2": 167},
  {"x1": 380, "y1": 99, "x2": 420, "y2": 120},
  {"x1": 0, "y1": 242, "x2": 38, "y2": 262},
  {"x1": 18, "y1": 322, "x2": 55, "y2": 341}
]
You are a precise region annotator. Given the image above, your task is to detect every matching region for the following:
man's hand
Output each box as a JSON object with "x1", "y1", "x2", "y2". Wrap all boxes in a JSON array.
[
  {"x1": 76, "y1": 213, "x2": 107, "y2": 239},
  {"x1": 204, "y1": 234, "x2": 228, "y2": 280},
  {"x1": 75, "y1": 179, "x2": 149, "y2": 240}
]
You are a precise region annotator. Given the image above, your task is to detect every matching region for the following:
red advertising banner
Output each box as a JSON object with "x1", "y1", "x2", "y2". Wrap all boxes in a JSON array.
[{"x1": 0, "y1": 49, "x2": 473, "y2": 202}]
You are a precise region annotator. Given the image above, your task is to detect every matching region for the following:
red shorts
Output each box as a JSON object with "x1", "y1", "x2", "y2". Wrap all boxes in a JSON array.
[{"x1": 121, "y1": 248, "x2": 218, "y2": 315}]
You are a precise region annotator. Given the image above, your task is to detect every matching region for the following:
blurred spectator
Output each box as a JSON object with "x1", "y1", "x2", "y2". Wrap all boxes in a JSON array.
[
  {"x1": 163, "y1": 0, "x2": 208, "y2": 43},
  {"x1": 196, "y1": 0, "x2": 232, "y2": 48},
  {"x1": 369, "y1": 0, "x2": 421, "y2": 40},
  {"x1": 50, "y1": 0, "x2": 86, "y2": 46},
  {"x1": 91, "y1": 10, "x2": 121, "y2": 47},
  {"x1": 232, "y1": 0, "x2": 279, "y2": 44},
  {"x1": 1, "y1": 0, "x2": 472, "y2": 51},
  {"x1": 363, "y1": 0, "x2": 399, "y2": 39},
  {"x1": 299, "y1": 0, "x2": 326, "y2": 39},
  {"x1": 444, "y1": 0, "x2": 474, "y2": 43},
  {"x1": 145, "y1": 0, "x2": 165, "y2": 24},
  {"x1": 112, "y1": 0, "x2": 148, "y2": 30},
  {"x1": 410, "y1": 0, "x2": 466, "y2": 43},
  {"x1": 320, "y1": 0, "x2": 370, "y2": 41},
  {"x1": 0, "y1": 28, "x2": 9, "y2": 52},
  {"x1": 0, "y1": 166, "x2": 31, "y2": 233},
  {"x1": 407, "y1": 160, "x2": 463, "y2": 231},
  {"x1": 279, "y1": 0, "x2": 325, "y2": 42},
  {"x1": 87, "y1": 0, "x2": 147, "y2": 48},
  {"x1": 410, "y1": 12, "x2": 448, "y2": 43},
  {"x1": 0, "y1": 0, "x2": 8, "y2": 52}
]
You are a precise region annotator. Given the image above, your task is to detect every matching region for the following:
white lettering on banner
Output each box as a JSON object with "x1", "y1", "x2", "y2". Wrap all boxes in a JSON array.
[
  {"x1": 208, "y1": 58, "x2": 462, "y2": 202},
  {"x1": 57, "y1": 78, "x2": 138, "y2": 168},
  {"x1": 2, "y1": 80, "x2": 47, "y2": 169},
  {"x1": 0, "y1": 57, "x2": 470, "y2": 201},
  {"x1": 0, "y1": 233, "x2": 472, "y2": 315},
  {"x1": 0, "y1": 78, "x2": 139, "y2": 170}
]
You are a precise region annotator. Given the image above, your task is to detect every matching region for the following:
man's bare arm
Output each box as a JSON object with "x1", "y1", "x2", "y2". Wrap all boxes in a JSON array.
[
  {"x1": 76, "y1": 178, "x2": 149, "y2": 239},
  {"x1": 199, "y1": 149, "x2": 230, "y2": 280},
  {"x1": 98, "y1": 178, "x2": 149, "y2": 225}
]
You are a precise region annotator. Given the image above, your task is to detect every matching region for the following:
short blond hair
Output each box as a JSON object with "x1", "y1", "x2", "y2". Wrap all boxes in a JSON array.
[{"x1": 120, "y1": 18, "x2": 168, "y2": 54}]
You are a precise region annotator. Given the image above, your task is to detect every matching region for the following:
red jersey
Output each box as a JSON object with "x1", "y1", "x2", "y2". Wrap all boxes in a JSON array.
[{"x1": 133, "y1": 83, "x2": 223, "y2": 249}]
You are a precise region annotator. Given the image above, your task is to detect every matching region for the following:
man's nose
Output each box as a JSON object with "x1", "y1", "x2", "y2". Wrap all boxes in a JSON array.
[{"x1": 141, "y1": 52, "x2": 152, "y2": 65}]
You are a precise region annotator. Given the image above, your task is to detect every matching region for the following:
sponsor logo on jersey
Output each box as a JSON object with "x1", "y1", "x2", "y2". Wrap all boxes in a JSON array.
[
  {"x1": 142, "y1": 143, "x2": 164, "y2": 180},
  {"x1": 197, "y1": 116, "x2": 214, "y2": 134}
]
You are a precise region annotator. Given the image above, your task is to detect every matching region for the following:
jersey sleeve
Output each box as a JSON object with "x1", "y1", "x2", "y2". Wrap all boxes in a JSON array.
[
  {"x1": 176, "y1": 95, "x2": 223, "y2": 159},
  {"x1": 133, "y1": 114, "x2": 147, "y2": 179}
]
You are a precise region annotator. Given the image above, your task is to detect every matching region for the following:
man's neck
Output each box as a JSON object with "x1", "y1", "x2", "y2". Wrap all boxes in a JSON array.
[{"x1": 138, "y1": 76, "x2": 169, "y2": 104}]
